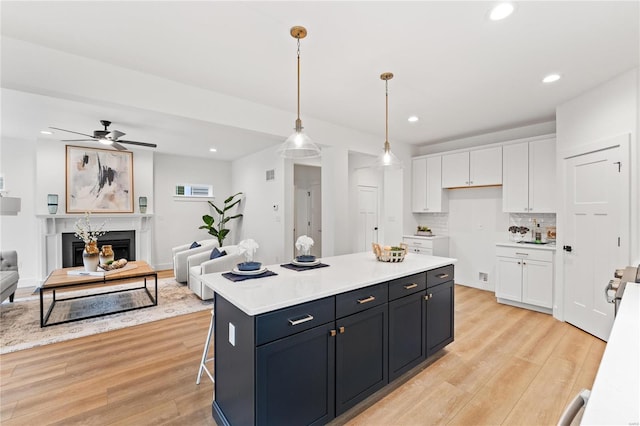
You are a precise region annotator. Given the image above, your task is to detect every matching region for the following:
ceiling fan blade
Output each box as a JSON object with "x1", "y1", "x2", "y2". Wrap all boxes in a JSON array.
[
  {"x1": 49, "y1": 127, "x2": 95, "y2": 138},
  {"x1": 61, "y1": 139, "x2": 97, "y2": 142},
  {"x1": 111, "y1": 142, "x2": 128, "y2": 151},
  {"x1": 117, "y1": 140, "x2": 157, "y2": 148}
]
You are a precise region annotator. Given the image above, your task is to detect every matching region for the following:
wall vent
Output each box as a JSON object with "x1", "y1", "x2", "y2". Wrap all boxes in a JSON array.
[{"x1": 266, "y1": 169, "x2": 275, "y2": 181}]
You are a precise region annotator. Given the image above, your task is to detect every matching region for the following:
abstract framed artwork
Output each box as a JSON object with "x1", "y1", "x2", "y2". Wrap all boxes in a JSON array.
[{"x1": 66, "y1": 145, "x2": 134, "y2": 213}]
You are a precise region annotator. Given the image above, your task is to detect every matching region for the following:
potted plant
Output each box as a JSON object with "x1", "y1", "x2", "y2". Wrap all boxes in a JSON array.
[{"x1": 199, "y1": 192, "x2": 243, "y2": 246}]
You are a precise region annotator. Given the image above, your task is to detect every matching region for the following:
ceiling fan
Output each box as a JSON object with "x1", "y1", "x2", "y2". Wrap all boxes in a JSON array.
[{"x1": 50, "y1": 120, "x2": 157, "y2": 151}]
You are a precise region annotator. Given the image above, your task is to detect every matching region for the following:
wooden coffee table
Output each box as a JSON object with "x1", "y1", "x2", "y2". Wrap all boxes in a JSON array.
[{"x1": 39, "y1": 261, "x2": 157, "y2": 327}]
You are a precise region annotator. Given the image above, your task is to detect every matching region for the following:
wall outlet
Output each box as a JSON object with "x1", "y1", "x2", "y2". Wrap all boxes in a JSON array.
[{"x1": 479, "y1": 272, "x2": 488, "y2": 282}]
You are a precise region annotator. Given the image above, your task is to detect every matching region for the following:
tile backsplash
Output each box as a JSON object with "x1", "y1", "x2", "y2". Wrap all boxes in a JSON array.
[{"x1": 414, "y1": 213, "x2": 449, "y2": 236}]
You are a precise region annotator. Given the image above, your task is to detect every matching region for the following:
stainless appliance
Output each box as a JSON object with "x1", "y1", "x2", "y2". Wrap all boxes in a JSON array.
[{"x1": 605, "y1": 264, "x2": 640, "y2": 316}]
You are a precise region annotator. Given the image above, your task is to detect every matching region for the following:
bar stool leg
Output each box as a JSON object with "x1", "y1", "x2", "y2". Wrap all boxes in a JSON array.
[{"x1": 196, "y1": 309, "x2": 215, "y2": 385}]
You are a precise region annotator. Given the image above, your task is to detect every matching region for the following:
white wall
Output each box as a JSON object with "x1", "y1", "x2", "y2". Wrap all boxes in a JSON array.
[
  {"x1": 153, "y1": 153, "x2": 232, "y2": 270},
  {"x1": 0, "y1": 138, "x2": 38, "y2": 287},
  {"x1": 232, "y1": 145, "x2": 286, "y2": 265},
  {"x1": 447, "y1": 187, "x2": 509, "y2": 291}
]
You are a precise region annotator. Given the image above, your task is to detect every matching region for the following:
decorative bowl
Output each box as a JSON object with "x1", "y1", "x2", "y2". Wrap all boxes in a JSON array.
[
  {"x1": 237, "y1": 261, "x2": 262, "y2": 271},
  {"x1": 295, "y1": 255, "x2": 316, "y2": 263}
]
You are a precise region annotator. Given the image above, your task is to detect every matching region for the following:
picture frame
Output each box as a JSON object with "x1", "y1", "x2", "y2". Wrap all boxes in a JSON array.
[{"x1": 66, "y1": 145, "x2": 134, "y2": 213}]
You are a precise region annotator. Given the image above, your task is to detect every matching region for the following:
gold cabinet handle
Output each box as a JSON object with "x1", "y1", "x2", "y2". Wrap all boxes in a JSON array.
[
  {"x1": 330, "y1": 329, "x2": 337, "y2": 337},
  {"x1": 404, "y1": 283, "x2": 418, "y2": 289},
  {"x1": 339, "y1": 326, "x2": 345, "y2": 334},
  {"x1": 357, "y1": 296, "x2": 376, "y2": 304},
  {"x1": 437, "y1": 273, "x2": 449, "y2": 279}
]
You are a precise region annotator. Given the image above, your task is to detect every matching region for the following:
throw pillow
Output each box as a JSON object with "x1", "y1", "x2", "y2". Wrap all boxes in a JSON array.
[
  {"x1": 210, "y1": 247, "x2": 227, "y2": 259},
  {"x1": 189, "y1": 241, "x2": 201, "y2": 249}
]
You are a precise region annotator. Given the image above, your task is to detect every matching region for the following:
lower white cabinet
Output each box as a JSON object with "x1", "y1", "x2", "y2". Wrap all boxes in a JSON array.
[
  {"x1": 403, "y1": 236, "x2": 449, "y2": 257},
  {"x1": 495, "y1": 244, "x2": 554, "y2": 311}
]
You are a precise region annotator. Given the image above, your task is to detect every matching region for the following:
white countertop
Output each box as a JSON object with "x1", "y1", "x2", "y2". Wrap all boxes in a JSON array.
[
  {"x1": 496, "y1": 241, "x2": 557, "y2": 251},
  {"x1": 201, "y1": 251, "x2": 457, "y2": 316},
  {"x1": 403, "y1": 234, "x2": 449, "y2": 240},
  {"x1": 582, "y1": 282, "x2": 640, "y2": 425}
]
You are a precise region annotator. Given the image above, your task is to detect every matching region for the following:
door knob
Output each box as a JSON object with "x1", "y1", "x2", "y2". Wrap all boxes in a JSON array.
[
  {"x1": 374, "y1": 227, "x2": 378, "y2": 231},
  {"x1": 563, "y1": 245, "x2": 573, "y2": 252}
]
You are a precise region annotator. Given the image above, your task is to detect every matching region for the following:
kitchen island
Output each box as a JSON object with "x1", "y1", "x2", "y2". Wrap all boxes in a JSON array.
[{"x1": 202, "y1": 251, "x2": 456, "y2": 426}]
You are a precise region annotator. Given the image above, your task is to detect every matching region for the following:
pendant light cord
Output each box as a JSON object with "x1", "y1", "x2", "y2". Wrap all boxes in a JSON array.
[
  {"x1": 297, "y1": 37, "x2": 301, "y2": 121},
  {"x1": 385, "y1": 79, "x2": 389, "y2": 144}
]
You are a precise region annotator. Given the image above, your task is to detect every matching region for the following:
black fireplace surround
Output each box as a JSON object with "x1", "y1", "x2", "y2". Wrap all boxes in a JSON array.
[{"x1": 62, "y1": 230, "x2": 136, "y2": 268}]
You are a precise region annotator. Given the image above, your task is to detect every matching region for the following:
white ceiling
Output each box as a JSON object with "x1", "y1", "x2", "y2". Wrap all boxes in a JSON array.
[{"x1": 1, "y1": 1, "x2": 638, "y2": 159}]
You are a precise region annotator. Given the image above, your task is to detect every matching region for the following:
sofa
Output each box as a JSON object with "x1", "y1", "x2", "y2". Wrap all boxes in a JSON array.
[
  {"x1": 172, "y1": 239, "x2": 219, "y2": 283},
  {"x1": 0, "y1": 251, "x2": 19, "y2": 303},
  {"x1": 187, "y1": 245, "x2": 245, "y2": 300}
]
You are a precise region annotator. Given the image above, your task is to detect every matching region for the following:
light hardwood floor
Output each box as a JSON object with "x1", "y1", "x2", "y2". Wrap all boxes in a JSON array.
[{"x1": 1, "y1": 278, "x2": 605, "y2": 425}]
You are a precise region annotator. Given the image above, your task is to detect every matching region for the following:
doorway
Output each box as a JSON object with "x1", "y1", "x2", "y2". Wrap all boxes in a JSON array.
[
  {"x1": 357, "y1": 185, "x2": 379, "y2": 252},
  {"x1": 562, "y1": 135, "x2": 629, "y2": 341},
  {"x1": 294, "y1": 165, "x2": 322, "y2": 257}
]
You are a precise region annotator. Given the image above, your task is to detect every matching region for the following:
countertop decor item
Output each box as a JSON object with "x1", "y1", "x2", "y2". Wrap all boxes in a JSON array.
[
  {"x1": 295, "y1": 235, "x2": 315, "y2": 261},
  {"x1": 278, "y1": 26, "x2": 320, "y2": 159},
  {"x1": 372, "y1": 243, "x2": 407, "y2": 263},
  {"x1": 416, "y1": 226, "x2": 432, "y2": 236}
]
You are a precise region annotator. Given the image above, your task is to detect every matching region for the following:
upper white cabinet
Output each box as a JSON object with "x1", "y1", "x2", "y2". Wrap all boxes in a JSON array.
[
  {"x1": 442, "y1": 146, "x2": 502, "y2": 188},
  {"x1": 412, "y1": 156, "x2": 448, "y2": 213},
  {"x1": 502, "y1": 137, "x2": 555, "y2": 213}
]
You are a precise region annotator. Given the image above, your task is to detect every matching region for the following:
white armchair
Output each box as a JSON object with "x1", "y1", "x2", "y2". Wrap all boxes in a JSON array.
[
  {"x1": 172, "y1": 239, "x2": 219, "y2": 283},
  {"x1": 188, "y1": 245, "x2": 245, "y2": 300}
]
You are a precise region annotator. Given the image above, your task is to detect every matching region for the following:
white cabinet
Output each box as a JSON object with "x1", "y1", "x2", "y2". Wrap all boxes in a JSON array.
[
  {"x1": 412, "y1": 156, "x2": 448, "y2": 213},
  {"x1": 442, "y1": 146, "x2": 502, "y2": 188},
  {"x1": 495, "y1": 245, "x2": 554, "y2": 312},
  {"x1": 403, "y1": 236, "x2": 449, "y2": 257},
  {"x1": 503, "y1": 138, "x2": 555, "y2": 213}
]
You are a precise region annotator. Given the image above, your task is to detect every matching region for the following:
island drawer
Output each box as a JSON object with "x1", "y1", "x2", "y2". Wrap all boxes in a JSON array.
[
  {"x1": 336, "y1": 282, "x2": 388, "y2": 318},
  {"x1": 427, "y1": 265, "x2": 454, "y2": 288},
  {"x1": 388, "y1": 273, "x2": 427, "y2": 300},
  {"x1": 256, "y1": 296, "x2": 335, "y2": 345}
]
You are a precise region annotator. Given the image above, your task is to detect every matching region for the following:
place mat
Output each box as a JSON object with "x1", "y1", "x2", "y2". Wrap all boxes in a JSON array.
[
  {"x1": 222, "y1": 270, "x2": 278, "y2": 282},
  {"x1": 280, "y1": 263, "x2": 330, "y2": 272}
]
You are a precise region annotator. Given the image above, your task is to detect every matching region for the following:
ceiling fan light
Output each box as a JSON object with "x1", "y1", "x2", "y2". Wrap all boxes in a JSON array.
[{"x1": 99, "y1": 138, "x2": 113, "y2": 145}]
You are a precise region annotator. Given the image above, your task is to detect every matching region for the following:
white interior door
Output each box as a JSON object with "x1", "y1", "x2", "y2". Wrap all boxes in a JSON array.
[
  {"x1": 563, "y1": 141, "x2": 629, "y2": 341},
  {"x1": 309, "y1": 183, "x2": 322, "y2": 257},
  {"x1": 357, "y1": 186, "x2": 378, "y2": 252}
]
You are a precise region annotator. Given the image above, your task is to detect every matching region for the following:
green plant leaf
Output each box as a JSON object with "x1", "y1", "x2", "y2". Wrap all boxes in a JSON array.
[
  {"x1": 224, "y1": 192, "x2": 243, "y2": 204},
  {"x1": 202, "y1": 215, "x2": 214, "y2": 226}
]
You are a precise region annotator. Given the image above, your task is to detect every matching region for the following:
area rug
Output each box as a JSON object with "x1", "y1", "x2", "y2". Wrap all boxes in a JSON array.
[{"x1": 0, "y1": 278, "x2": 212, "y2": 354}]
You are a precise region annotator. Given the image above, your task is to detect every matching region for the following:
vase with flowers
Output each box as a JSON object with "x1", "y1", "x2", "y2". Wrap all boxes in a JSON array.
[{"x1": 74, "y1": 212, "x2": 107, "y2": 272}]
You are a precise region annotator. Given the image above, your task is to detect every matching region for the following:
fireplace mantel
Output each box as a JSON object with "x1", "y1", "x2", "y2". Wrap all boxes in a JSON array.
[{"x1": 37, "y1": 214, "x2": 153, "y2": 284}]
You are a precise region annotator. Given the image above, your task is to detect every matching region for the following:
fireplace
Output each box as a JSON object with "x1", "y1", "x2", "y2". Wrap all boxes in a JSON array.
[{"x1": 62, "y1": 230, "x2": 136, "y2": 267}]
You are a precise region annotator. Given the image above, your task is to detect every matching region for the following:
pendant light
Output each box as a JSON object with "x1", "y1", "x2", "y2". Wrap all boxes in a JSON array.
[
  {"x1": 374, "y1": 72, "x2": 402, "y2": 169},
  {"x1": 278, "y1": 26, "x2": 321, "y2": 159}
]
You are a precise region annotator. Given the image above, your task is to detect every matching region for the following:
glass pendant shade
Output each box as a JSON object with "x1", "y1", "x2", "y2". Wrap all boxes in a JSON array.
[
  {"x1": 279, "y1": 127, "x2": 321, "y2": 159},
  {"x1": 373, "y1": 141, "x2": 402, "y2": 170}
]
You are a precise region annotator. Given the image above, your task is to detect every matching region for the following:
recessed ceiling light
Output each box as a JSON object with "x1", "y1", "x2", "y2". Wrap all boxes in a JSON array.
[
  {"x1": 489, "y1": 3, "x2": 515, "y2": 21},
  {"x1": 408, "y1": 116, "x2": 419, "y2": 123},
  {"x1": 542, "y1": 73, "x2": 561, "y2": 83},
  {"x1": 40, "y1": 130, "x2": 53, "y2": 135},
  {"x1": 209, "y1": 148, "x2": 217, "y2": 152}
]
